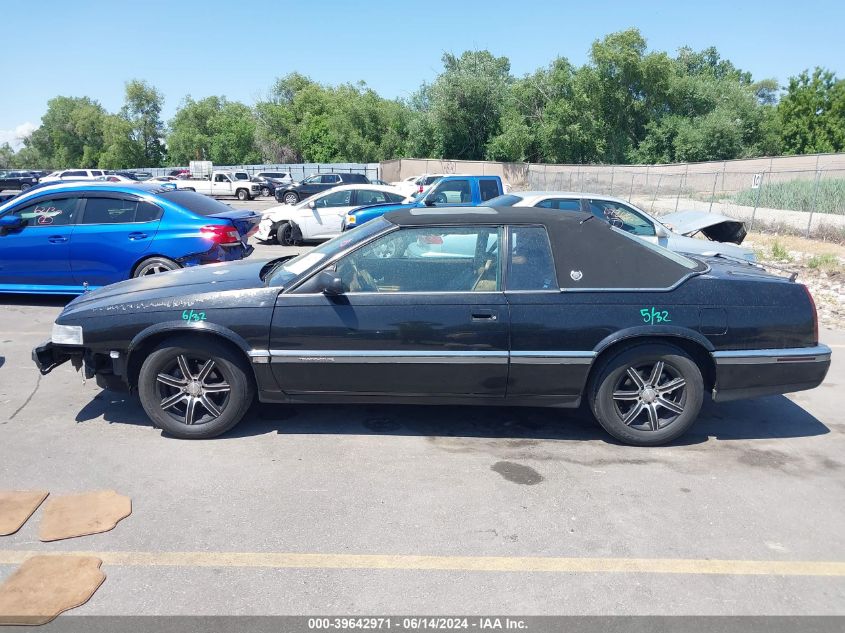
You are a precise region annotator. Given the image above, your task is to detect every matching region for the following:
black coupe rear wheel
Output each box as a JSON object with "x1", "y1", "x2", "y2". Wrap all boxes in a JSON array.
[
  {"x1": 589, "y1": 344, "x2": 703, "y2": 446},
  {"x1": 138, "y1": 337, "x2": 254, "y2": 439}
]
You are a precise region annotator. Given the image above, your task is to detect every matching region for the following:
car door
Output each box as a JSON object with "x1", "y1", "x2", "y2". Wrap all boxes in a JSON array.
[
  {"x1": 0, "y1": 195, "x2": 81, "y2": 288},
  {"x1": 303, "y1": 188, "x2": 354, "y2": 239},
  {"x1": 211, "y1": 173, "x2": 233, "y2": 196},
  {"x1": 502, "y1": 224, "x2": 590, "y2": 403},
  {"x1": 268, "y1": 224, "x2": 509, "y2": 399},
  {"x1": 297, "y1": 175, "x2": 324, "y2": 198},
  {"x1": 69, "y1": 194, "x2": 162, "y2": 286}
]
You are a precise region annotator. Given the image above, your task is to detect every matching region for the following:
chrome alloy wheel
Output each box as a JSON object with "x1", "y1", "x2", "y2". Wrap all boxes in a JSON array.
[
  {"x1": 611, "y1": 360, "x2": 686, "y2": 431},
  {"x1": 155, "y1": 354, "x2": 231, "y2": 426}
]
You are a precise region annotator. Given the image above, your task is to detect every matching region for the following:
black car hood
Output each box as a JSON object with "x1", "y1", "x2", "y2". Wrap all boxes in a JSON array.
[{"x1": 62, "y1": 259, "x2": 274, "y2": 316}]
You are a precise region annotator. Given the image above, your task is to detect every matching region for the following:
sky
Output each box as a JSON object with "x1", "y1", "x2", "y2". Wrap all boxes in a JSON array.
[{"x1": 1, "y1": 0, "x2": 843, "y2": 149}]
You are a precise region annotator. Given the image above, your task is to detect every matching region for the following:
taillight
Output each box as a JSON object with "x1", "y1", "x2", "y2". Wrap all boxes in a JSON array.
[
  {"x1": 200, "y1": 224, "x2": 240, "y2": 245},
  {"x1": 803, "y1": 284, "x2": 818, "y2": 344}
]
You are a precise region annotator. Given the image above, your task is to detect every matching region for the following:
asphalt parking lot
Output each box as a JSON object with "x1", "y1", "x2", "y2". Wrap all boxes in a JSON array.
[{"x1": 1, "y1": 193, "x2": 844, "y2": 616}]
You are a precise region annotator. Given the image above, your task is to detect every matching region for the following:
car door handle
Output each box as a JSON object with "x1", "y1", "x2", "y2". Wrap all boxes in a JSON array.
[
  {"x1": 128, "y1": 232, "x2": 148, "y2": 240},
  {"x1": 472, "y1": 311, "x2": 498, "y2": 322},
  {"x1": 48, "y1": 235, "x2": 68, "y2": 243}
]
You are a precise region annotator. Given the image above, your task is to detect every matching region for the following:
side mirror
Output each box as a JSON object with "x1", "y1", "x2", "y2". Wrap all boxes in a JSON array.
[
  {"x1": 317, "y1": 269, "x2": 344, "y2": 295},
  {"x1": 308, "y1": 200, "x2": 316, "y2": 210},
  {"x1": 0, "y1": 215, "x2": 24, "y2": 234},
  {"x1": 423, "y1": 196, "x2": 436, "y2": 207},
  {"x1": 654, "y1": 224, "x2": 669, "y2": 238}
]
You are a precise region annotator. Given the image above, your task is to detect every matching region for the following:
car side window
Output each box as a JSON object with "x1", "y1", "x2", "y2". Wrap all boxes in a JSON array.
[
  {"x1": 507, "y1": 226, "x2": 557, "y2": 291},
  {"x1": 333, "y1": 226, "x2": 501, "y2": 293},
  {"x1": 430, "y1": 179, "x2": 471, "y2": 203},
  {"x1": 214, "y1": 174, "x2": 228, "y2": 183},
  {"x1": 356, "y1": 190, "x2": 389, "y2": 205},
  {"x1": 302, "y1": 175, "x2": 320, "y2": 184},
  {"x1": 8, "y1": 198, "x2": 79, "y2": 227},
  {"x1": 588, "y1": 199, "x2": 655, "y2": 236},
  {"x1": 386, "y1": 192, "x2": 406, "y2": 202},
  {"x1": 316, "y1": 189, "x2": 353, "y2": 207},
  {"x1": 320, "y1": 175, "x2": 339, "y2": 184},
  {"x1": 479, "y1": 180, "x2": 500, "y2": 201},
  {"x1": 63, "y1": 170, "x2": 86, "y2": 178},
  {"x1": 536, "y1": 198, "x2": 581, "y2": 211},
  {"x1": 79, "y1": 198, "x2": 163, "y2": 224}
]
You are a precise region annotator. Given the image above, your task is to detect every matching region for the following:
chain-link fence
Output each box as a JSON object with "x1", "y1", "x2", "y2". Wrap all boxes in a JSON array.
[{"x1": 525, "y1": 165, "x2": 845, "y2": 239}]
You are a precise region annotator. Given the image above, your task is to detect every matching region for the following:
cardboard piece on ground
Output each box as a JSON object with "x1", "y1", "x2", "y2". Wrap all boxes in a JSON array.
[
  {"x1": 39, "y1": 490, "x2": 131, "y2": 542},
  {"x1": 0, "y1": 491, "x2": 49, "y2": 536},
  {"x1": 0, "y1": 555, "x2": 105, "y2": 626}
]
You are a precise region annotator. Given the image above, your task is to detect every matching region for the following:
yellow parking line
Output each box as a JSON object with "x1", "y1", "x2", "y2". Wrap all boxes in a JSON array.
[{"x1": 0, "y1": 550, "x2": 843, "y2": 576}]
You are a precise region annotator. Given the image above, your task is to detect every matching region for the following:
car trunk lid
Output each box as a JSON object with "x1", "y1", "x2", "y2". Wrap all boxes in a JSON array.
[{"x1": 660, "y1": 210, "x2": 747, "y2": 244}]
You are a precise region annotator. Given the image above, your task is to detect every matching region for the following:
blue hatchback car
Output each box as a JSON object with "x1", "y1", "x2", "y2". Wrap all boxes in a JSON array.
[{"x1": 0, "y1": 182, "x2": 261, "y2": 294}]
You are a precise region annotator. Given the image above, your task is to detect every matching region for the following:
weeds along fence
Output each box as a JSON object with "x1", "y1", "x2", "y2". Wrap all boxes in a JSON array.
[
  {"x1": 135, "y1": 163, "x2": 380, "y2": 181},
  {"x1": 526, "y1": 165, "x2": 845, "y2": 239}
]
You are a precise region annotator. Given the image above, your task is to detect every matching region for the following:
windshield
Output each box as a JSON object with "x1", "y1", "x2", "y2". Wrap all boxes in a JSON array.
[{"x1": 266, "y1": 217, "x2": 391, "y2": 287}]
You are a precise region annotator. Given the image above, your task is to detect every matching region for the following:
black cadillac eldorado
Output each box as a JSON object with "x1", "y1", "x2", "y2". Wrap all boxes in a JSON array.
[{"x1": 33, "y1": 207, "x2": 831, "y2": 446}]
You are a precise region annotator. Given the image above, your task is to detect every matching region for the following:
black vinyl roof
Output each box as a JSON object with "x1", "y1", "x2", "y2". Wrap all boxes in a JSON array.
[{"x1": 383, "y1": 206, "x2": 704, "y2": 290}]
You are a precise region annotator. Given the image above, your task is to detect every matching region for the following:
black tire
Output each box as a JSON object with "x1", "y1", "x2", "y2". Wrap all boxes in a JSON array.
[
  {"x1": 133, "y1": 256, "x2": 180, "y2": 277},
  {"x1": 20, "y1": 183, "x2": 31, "y2": 191},
  {"x1": 276, "y1": 222, "x2": 295, "y2": 246},
  {"x1": 236, "y1": 188, "x2": 250, "y2": 201},
  {"x1": 589, "y1": 343, "x2": 703, "y2": 446},
  {"x1": 261, "y1": 186, "x2": 271, "y2": 197},
  {"x1": 138, "y1": 337, "x2": 254, "y2": 439},
  {"x1": 283, "y1": 191, "x2": 299, "y2": 205}
]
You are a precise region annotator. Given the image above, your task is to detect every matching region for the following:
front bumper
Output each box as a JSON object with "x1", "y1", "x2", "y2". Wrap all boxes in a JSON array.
[
  {"x1": 255, "y1": 219, "x2": 274, "y2": 241},
  {"x1": 711, "y1": 344, "x2": 832, "y2": 402},
  {"x1": 32, "y1": 340, "x2": 83, "y2": 375}
]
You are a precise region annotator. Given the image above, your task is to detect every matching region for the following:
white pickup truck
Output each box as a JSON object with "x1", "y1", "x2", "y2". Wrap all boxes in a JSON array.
[{"x1": 175, "y1": 171, "x2": 261, "y2": 200}]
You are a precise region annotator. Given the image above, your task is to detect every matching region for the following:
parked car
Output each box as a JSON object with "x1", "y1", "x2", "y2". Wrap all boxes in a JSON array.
[
  {"x1": 175, "y1": 171, "x2": 261, "y2": 200},
  {"x1": 390, "y1": 173, "x2": 453, "y2": 197},
  {"x1": 487, "y1": 192, "x2": 754, "y2": 261},
  {"x1": 342, "y1": 175, "x2": 505, "y2": 230},
  {"x1": 274, "y1": 173, "x2": 370, "y2": 205},
  {"x1": 255, "y1": 171, "x2": 293, "y2": 185},
  {"x1": 251, "y1": 176, "x2": 279, "y2": 198},
  {"x1": 168, "y1": 169, "x2": 191, "y2": 178},
  {"x1": 0, "y1": 182, "x2": 260, "y2": 294},
  {"x1": 0, "y1": 170, "x2": 39, "y2": 191},
  {"x1": 33, "y1": 206, "x2": 829, "y2": 444},
  {"x1": 40, "y1": 169, "x2": 108, "y2": 183},
  {"x1": 370, "y1": 178, "x2": 390, "y2": 186},
  {"x1": 128, "y1": 171, "x2": 153, "y2": 181},
  {"x1": 256, "y1": 184, "x2": 406, "y2": 244}
]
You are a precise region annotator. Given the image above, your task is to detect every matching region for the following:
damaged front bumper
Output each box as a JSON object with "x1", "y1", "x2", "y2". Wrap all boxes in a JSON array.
[
  {"x1": 32, "y1": 340, "x2": 83, "y2": 375},
  {"x1": 32, "y1": 341, "x2": 128, "y2": 391}
]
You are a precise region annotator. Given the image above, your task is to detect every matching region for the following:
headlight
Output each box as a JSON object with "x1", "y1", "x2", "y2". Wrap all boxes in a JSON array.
[
  {"x1": 345, "y1": 215, "x2": 357, "y2": 225},
  {"x1": 52, "y1": 323, "x2": 84, "y2": 345}
]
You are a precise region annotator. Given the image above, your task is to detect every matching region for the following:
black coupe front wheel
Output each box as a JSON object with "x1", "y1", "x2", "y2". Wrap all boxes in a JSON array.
[
  {"x1": 589, "y1": 344, "x2": 703, "y2": 446},
  {"x1": 138, "y1": 337, "x2": 254, "y2": 439}
]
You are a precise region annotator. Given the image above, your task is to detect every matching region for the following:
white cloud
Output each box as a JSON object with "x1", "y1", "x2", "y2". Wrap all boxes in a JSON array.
[{"x1": 0, "y1": 122, "x2": 37, "y2": 150}]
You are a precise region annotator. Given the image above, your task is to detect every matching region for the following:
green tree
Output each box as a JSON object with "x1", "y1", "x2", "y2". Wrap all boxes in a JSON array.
[
  {"x1": 99, "y1": 114, "x2": 142, "y2": 169},
  {"x1": 411, "y1": 50, "x2": 512, "y2": 160},
  {"x1": 0, "y1": 143, "x2": 13, "y2": 168},
  {"x1": 778, "y1": 68, "x2": 845, "y2": 154},
  {"x1": 167, "y1": 96, "x2": 260, "y2": 165},
  {"x1": 28, "y1": 96, "x2": 107, "y2": 167},
  {"x1": 121, "y1": 80, "x2": 166, "y2": 166}
]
